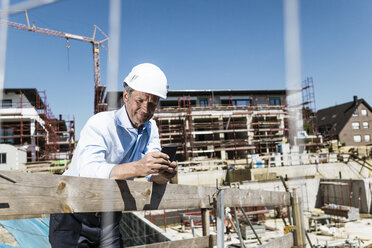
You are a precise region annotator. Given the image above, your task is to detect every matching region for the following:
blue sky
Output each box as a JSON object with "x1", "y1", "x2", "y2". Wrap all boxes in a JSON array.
[{"x1": 3, "y1": 0, "x2": 372, "y2": 137}]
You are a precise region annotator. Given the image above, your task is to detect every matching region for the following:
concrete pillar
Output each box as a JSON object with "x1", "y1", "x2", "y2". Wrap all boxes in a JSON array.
[
  {"x1": 201, "y1": 208, "x2": 210, "y2": 236},
  {"x1": 185, "y1": 117, "x2": 191, "y2": 160},
  {"x1": 218, "y1": 117, "x2": 226, "y2": 160},
  {"x1": 30, "y1": 119, "x2": 36, "y2": 162},
  {"x1": 246, "y1": 114, "x2": 253, "y2": 145}
]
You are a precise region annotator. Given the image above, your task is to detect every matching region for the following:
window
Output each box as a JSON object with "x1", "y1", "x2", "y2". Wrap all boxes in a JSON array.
[
  {"x1": 199, "y1": 98, "x2": 208, "y2": 107},
  {"x1": 269, "y1": 97, "x2": 281, "y2": 106},
  {"x1": 0, "y1": 128, "x2": 14, "y2": 144},
  {"x1": 352, "y1": 122, "x2": 360, "y2": 129},
  {"x1": 363, "y1": 122, "x2": 369, "y2": 128},
  {"x1": 232, "y1": 99, "x2": 251, "y2": 106},
  {"x1": 1, "y1": 99, "x2": 12, "y2": 108},
  {"x1": 365, "y1": 135, "x2": 371, "y2": 142},
  {"x1": 353, "y1": 135, "x2": 362, "y2": 142},
  {"x1": 361, "y1": 109, "x2": 368, "y2": 116},
  {"x1": 352, "y1": 109, "x2": 358, "y2": 116},
  {"x1": 321, "y1": 116, "x2": 326, "y2": 121},
  {"x1": 0, "y1": 153, "x2": 6, "y2": 164},
  {"x1": 332, "y1": 114, "x2": 337, "y2": 118}
]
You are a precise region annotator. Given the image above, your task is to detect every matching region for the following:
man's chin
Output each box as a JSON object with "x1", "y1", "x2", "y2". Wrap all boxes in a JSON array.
[{"x1": 135, "y1": 117, "x2": 150, "y2": 126}]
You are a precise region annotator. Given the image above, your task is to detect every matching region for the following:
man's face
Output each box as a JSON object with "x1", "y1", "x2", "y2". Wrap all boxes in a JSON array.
[{"x1": 123, "y1": 90, "x2": 159, "y2": 129}]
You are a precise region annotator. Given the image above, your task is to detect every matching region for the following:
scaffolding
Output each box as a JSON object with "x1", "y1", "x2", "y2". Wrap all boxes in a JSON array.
[
  {"x1": 0, "y1": 89, "x2": 75, "y2": 162},
  {"x1": 154, "y1": 102, "x2": 288, "y2": 162},
  {"x1": 154, "y1": 80, "x2": 323, "y2": 163}
]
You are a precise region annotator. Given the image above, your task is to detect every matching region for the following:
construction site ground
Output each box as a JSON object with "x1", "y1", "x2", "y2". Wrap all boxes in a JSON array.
[{"x1": 160, "y1": 210, "x2": 372, "y2": 247}]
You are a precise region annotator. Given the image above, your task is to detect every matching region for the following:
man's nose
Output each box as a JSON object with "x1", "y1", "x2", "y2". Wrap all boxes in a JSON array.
[{"x1": 140, "y1": 102, "x2": 149, "y2": 112}]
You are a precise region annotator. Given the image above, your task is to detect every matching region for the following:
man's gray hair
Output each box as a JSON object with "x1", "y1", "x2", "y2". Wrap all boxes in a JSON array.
[{"x1": 124, "y1": 83, "x2": 134, "y2": 97}]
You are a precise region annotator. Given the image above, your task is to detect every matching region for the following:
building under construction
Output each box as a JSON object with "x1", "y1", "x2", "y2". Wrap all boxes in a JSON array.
[
  {"x1": 0, "y1": 88, "x2": 75, "y2": 162},
  {"x1": 107, "y1": 89, "x2": 289, "y2": 162},
  {"x1": 105, "y1": 78, "x2": 319, "y2": 163},
  {"x1": 154, "y1": 89, "x2": 290, "y2": 161}
]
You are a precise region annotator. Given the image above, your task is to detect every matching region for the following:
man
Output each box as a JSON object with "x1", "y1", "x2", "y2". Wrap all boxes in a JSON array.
[
  {"x1": 224, "y1": 207, "x2": 233, "y2": 242},
  {"x1": 49, "y1": 63, "x2": 177, "y2": 247}
]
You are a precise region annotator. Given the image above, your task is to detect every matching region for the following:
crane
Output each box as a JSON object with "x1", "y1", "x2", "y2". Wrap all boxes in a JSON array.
[{"x1": 1, "y1": 11, "x2": 109, "y2": 113}]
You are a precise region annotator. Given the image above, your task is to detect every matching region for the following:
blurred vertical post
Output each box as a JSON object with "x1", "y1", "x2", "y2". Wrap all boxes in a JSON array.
[
  {"x1": 284, "y1": 0, "x2": 304, "y2": 153},
  {"x1": 107, "y1": 0, "x2": 121, "y2": 110},
  {"x1": 101, "y1": 0, "x2": 121, "y2": 242},
  {"x1": 0, "y1": 0, "x2": 9, "y2": 94},
  {"x1": 0, "y1": 0, "x2": 9, "y2": 140},
  {"x1": 216, "y1": 190, "x2": 224, "y2": 248},
  {"x1": 292, "y1": 187, "x2": 306, "y2": 247}
]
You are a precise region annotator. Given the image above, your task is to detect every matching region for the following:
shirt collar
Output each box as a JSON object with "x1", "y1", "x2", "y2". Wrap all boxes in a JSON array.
[{"x1": 115, "y1": 105, "x2": 150, "y2": 134}]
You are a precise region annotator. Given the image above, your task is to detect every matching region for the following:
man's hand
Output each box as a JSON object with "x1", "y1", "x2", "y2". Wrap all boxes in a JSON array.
[
  {"x1": 136, "y1": 151, "x2": 171, "y2": 176},
  {"x1": 109, "y1": 151, "x2": 170, "y2": 180},
  {"x1": 151, "y1": 160, "x2": 178, "y2": 184},
  {"x1": 159, "y1": 160, "x2": 177, "y2": 179}
]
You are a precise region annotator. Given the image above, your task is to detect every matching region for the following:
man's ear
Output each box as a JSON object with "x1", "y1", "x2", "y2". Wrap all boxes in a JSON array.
[{"x1": 123, "y1": 90, "x2": 128, "y2": 104}]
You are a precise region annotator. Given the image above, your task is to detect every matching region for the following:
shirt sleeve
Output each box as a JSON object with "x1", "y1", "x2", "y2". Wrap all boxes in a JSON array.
[
  {"x1": 145, "y1": 120, "x2": 162, "y2": 182},
  {"x1": 73, "y1": 119, "x2": 116, "y2": 179}
]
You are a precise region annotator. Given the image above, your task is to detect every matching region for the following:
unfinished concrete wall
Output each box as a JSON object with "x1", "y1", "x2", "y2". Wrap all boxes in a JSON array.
[
  {"x1": 249, "y1": 162, "x2": 371, "y2": 181},
  {"x1": 178, "y1": 162, "x2": 370, "y2": 188},
  {"x1": 315, "y1": 179, "x2": 372, "y2": 213}
]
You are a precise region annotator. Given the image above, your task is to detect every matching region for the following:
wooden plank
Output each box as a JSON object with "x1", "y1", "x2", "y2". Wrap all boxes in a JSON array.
[
  {"x1": 223, "y1": 186, "x2": 290, "y2": 208},
  {"x1": 0, "y1": 171, "x2": 290, "y2": 220},
  {"x1": 257, "y1": 233, "x2": 294, "y2": 248},
  {"x1": 15, "y1": 165, "x2": 66, "y2": 172},
  {"x1": 131, "y1": 235, "x2": 216, "y2": 248}
]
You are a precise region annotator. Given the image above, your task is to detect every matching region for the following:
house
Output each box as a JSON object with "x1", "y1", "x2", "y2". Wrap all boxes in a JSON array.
[
  {"x1": 0, "y1": 144, "x2": 27, "y2": 170},
  {"x1": 317, "y1": 96, "x2": 372, "y2": 146},
  {"x1": 0, "y1": 88, "x2": 75, "y2": 162}
]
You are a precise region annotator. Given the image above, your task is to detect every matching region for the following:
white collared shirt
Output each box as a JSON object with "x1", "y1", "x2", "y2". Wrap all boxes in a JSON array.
[{"x1": 64, "y1": 105, "x2": 161, "y2": 179}]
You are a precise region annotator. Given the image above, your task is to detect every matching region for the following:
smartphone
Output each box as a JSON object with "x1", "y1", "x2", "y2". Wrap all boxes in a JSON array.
[{"x1": 161, "y1": 145, "x2": 177, "y2": 162}]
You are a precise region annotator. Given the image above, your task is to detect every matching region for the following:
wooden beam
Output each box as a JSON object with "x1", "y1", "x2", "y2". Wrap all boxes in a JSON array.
[
  {"x1": 15, "y1": 165, "x2": 66, "y2": 172},
  {"x1": 131, "y1": 235, "x2": 216, "y2": 248},
  {"x1": 257, "y1": 233, "x2": 294, "y2": 248},
  {"x1": 0, "y1": 171, "x2": 290, "y2": 220}
]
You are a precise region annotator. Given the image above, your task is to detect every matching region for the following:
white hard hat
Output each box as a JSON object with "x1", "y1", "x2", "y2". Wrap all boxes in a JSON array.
[
  {"x1": 124, "y1": 63, "x2": 168, "y2": 99},
  {"x1": 225, "y1": 207, "x2": 231, "y2": 213}
]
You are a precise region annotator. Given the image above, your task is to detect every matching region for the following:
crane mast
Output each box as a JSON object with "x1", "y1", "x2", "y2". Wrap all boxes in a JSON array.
[{"x1": 2, "y1": 13, "x2": 109, "y2": 113}]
